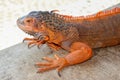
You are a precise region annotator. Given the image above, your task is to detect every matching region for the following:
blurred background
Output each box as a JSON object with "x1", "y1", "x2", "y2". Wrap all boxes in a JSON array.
[{"x1": 0, "y1": 0, "x2": 120, "y2": 50}]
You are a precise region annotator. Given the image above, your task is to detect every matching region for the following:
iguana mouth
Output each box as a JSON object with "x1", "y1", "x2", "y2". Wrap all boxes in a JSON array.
[
  {"x1": 25, "y1": 31, "x2": 37, "y2": 36},
  {"x1": 25, "y1": 31, "x2": 49, "y2": 41}
]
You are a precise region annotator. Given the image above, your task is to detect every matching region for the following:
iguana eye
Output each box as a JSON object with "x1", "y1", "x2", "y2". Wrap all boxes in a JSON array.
[
  {"x1": 26, "y1": 19, "x2": 31, "y2": 23},
  {"x1": 24, "y1": 18, "x2": 34, "y2": 24}
]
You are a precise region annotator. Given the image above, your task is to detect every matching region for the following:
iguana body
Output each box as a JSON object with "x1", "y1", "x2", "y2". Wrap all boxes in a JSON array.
[{"x1": 17, "y1": 8, "x2": 120, "y2": 75}]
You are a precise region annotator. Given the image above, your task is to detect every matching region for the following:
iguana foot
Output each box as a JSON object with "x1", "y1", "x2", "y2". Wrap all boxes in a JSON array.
[
  {"x1": 35, "y1": 54, "x2": 69, "y2": 73},
  {"x1": 35, "y1": 42, "x2": 92, "y2": 77},
  {"x1": 23, "y1": 38, "x2": 43, "y2": 48},
  {"x1": 23, "y1": 36, "x2": 49, "y2": 48}
]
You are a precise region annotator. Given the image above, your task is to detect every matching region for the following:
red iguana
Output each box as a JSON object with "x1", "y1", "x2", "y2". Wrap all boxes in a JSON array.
[{"x1": 17, "y1": 7, "x2": 120, "y2": 76}]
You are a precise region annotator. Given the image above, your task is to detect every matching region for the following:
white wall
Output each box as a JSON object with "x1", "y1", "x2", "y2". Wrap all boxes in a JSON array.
[{"x1": 0, "y1": 0, "x2": 119, "y2": 50}]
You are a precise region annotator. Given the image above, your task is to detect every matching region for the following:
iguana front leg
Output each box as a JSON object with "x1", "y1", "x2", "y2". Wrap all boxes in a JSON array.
[
  {"x1": 35, "y1": 42, "x2": 92, "y2": 75},
  {"x1": 23, "y1": 38, "x2": 41, "y2": 48},
  {"x1": 23, "y1": 36, "x2": 49, "y2": 48}
]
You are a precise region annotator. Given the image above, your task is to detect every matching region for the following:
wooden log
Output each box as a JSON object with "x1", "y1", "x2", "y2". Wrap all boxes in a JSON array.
[{"x1": 0, "y1": 43, "x2": 120, "y2": 80}]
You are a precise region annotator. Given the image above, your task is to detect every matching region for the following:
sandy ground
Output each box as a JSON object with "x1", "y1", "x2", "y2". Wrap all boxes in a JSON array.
[{"x1": 0, "y1": 0, "x2": 120, "y2": 50}]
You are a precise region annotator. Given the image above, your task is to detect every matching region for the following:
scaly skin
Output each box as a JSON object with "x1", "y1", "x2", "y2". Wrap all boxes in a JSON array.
[{"x1": 17, "y1": 7, "x2": 120, "y2": 76}]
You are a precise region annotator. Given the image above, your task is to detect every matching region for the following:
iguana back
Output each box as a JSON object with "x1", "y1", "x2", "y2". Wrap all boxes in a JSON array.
[{"x1": 73, "y1": 13, "x2": 120, "y2": 48}]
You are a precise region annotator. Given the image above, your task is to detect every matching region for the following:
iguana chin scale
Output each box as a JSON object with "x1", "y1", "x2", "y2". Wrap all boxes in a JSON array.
[{"x1": 17, "y1": 7, "x2": 120, "y2": 75}]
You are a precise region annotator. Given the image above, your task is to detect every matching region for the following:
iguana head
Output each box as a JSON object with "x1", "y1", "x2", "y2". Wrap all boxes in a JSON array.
[
  {"x1": 17, "y1": 10, "x2": 67, "y2": 43},
  {"x1": 17, "y1": 11, "x2": 51, "y2": 39}
]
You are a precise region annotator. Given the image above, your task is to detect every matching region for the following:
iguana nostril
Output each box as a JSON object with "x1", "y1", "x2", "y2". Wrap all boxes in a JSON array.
[
  {"x1": 17, "y1": 16, "x2": 25, "y2": 25},
  {"x1": 17, "y1": 18, "x2": 23, "y2": 26}
]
